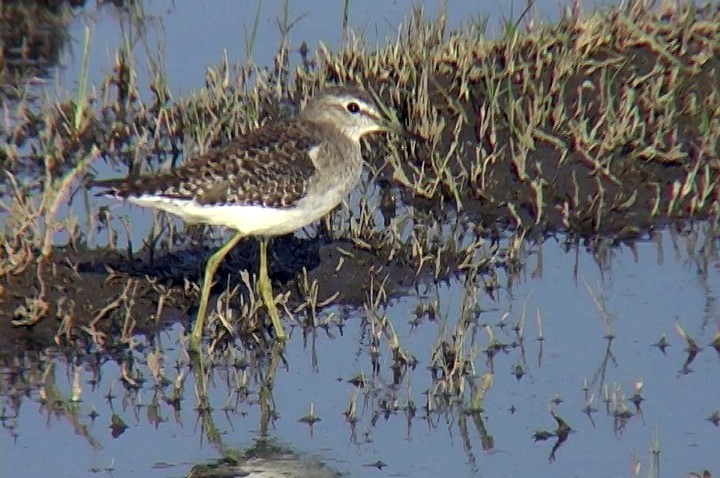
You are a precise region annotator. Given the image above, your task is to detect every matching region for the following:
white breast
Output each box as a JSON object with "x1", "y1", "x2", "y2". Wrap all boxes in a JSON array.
[{"x1": 127, "y1": 183, "x2": 348, "y2": 237}]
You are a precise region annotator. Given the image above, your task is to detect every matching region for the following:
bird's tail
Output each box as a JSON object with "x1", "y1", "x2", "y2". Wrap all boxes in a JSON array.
[{"x1": 85, "y1": 176, "x2": 133, "y2": 197}]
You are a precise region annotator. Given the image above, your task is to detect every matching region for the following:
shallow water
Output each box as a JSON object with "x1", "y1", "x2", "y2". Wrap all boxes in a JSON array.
[
  {"x1": 3, "y1": 226, "x2": 719, "y2": 477},
  {"x1": 2, "y1": 1, "x2": 719, "y2": 477},
  {"x1": 62, "y1": 0, "x2": 622, "y2": 98}
]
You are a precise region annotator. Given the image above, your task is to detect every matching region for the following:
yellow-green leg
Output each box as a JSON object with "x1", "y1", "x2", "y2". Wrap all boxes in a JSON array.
[
  {"x1": 258, "y1": 238, "x2": 287, "y2": 341},
  {"x1": 191, "y1": 231, "x2": 245, "y2": 346}
]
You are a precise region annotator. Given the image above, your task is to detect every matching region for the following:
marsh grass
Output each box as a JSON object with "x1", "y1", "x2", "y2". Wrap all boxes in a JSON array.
[
  {"x1": 311, "y1": 0, "x2": 720, "y2": 238},
  {"x1": 1, "y1": 5, "x2": 720, "y2": 469},
  {"x1": 4, "y1": 2, "x2": 717, "y2": 314}
]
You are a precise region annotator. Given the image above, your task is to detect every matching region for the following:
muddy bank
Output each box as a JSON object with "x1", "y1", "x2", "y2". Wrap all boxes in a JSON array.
[{"x1": 1, "y1": 1, "x2": 719, "y2": 351}]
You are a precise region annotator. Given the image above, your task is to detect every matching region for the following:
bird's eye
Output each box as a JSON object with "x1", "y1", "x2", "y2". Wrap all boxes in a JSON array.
[{"x1": 346, "y1": 102, "x2": 360, "y2": 114}]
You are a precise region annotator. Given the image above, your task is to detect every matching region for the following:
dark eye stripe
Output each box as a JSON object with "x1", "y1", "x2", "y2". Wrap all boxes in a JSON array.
[
  {"x1": 362, "y1": 111, "x2": 381, "y2": 123},
  {"x1": 331, "y1": 101, "x2": 380, "y2": 122}
]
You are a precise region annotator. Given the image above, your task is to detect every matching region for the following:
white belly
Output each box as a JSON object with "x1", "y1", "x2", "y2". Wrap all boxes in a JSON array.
[{"x1": 127, "y1": 182, "x2": 348, "y2": 236}]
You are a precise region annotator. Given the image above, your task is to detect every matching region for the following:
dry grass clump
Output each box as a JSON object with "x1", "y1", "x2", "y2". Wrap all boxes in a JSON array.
[
  {"x1": 2, "y1": 4, "x2": 720, "y2": 469},
  {"x1": 309, "y1": 0, "x2": 720, "y2": 238},
  {"x1": 2, "y1": 0, "x2": 719, "y2": 347}
]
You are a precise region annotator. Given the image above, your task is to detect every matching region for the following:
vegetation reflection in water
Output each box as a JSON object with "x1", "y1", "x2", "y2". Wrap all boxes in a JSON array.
[{"x1": 1, "y1": 0, "x2": 719, "y2": 476}]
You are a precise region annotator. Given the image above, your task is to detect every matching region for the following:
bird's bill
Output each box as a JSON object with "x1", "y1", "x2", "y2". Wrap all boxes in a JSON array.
[
  {"x1": 379, "y1": 118, "x2": 426, "y2": 142},
  {"x1": 364, "y1": 87, "x2": 425, "y2": 142}
]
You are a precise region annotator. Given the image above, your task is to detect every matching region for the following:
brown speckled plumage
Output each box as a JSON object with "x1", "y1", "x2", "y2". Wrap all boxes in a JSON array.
[
  {"x1": 91, "y1": 86, "x2": 403, "y2": 237},
  {"x1": 90, "y1": 86, "x2": 412, "y2": 344},
  {"x1": 93, "y1": 119, "x2": 325, "y2": 209},
  {"x1": 92, "y1": 86, "x2": 383, "y2": 211}
]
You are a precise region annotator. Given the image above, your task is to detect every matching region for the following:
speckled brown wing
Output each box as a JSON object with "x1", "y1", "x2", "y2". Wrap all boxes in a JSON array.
[{"x1": 91, "y1": 119, "x2": 322, "y2": 209}]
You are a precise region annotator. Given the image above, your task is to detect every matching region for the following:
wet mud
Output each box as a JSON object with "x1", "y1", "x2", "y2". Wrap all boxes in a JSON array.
[{"x1": 2, "y1": 1, "x2": 720, "y2": 353}]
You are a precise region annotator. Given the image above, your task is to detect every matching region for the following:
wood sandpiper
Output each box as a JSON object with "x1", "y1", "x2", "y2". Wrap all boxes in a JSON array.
[{"x1": 92, "y1": 86, "x2": 417, "y2": 346}]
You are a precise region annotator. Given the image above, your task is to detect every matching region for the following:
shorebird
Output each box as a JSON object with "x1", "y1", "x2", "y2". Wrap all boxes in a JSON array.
[{"x1": 92, "y1": 86, "x2": 417, "y2": 346}]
